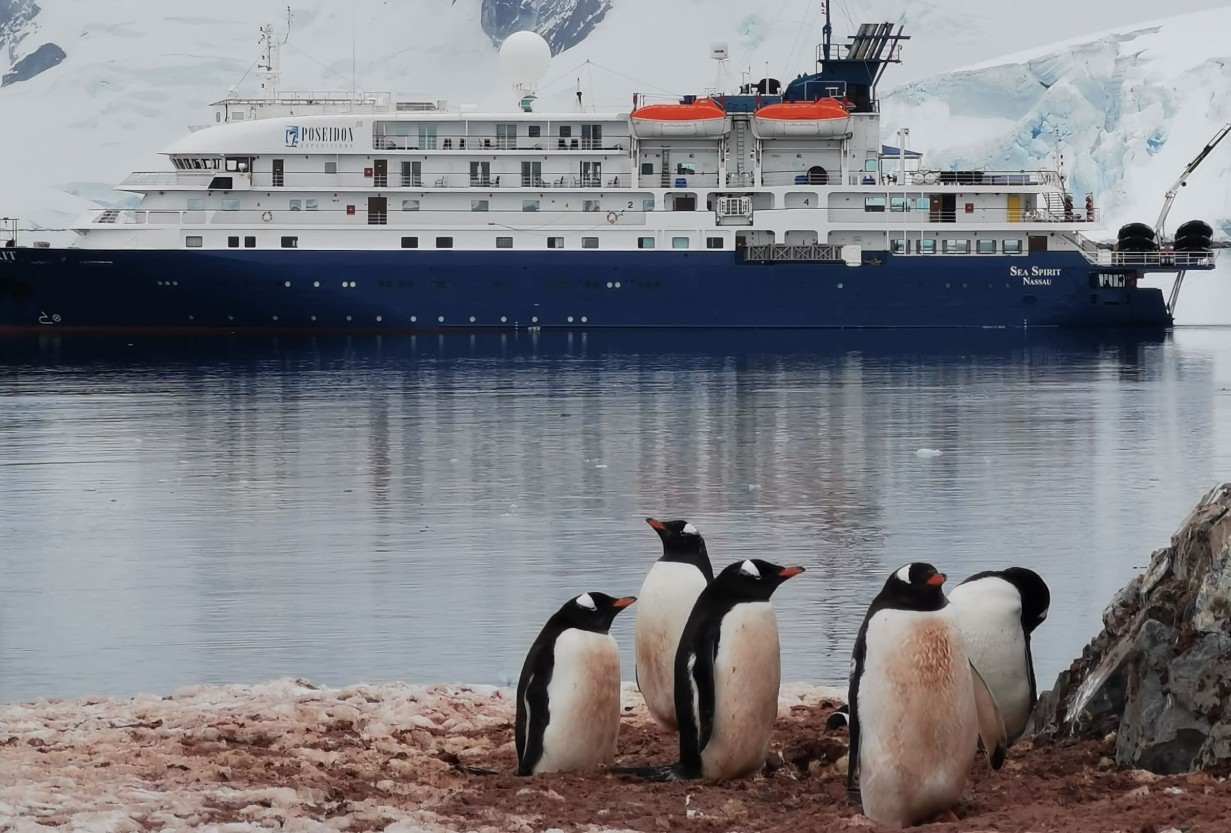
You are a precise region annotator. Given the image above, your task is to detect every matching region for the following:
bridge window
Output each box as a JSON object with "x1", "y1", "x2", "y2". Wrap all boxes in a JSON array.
[
  {"x1": 977, "y1": 239, "x2": 997, "y2": 254},
  {"x1": 1003, "y1": 239, "x2": 1023, "y2": 254}
]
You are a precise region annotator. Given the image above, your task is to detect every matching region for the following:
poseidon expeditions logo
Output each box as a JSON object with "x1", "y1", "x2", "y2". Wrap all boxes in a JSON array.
[{"x1": 284, "y1": 125, "x2": 354, "y2": 148}]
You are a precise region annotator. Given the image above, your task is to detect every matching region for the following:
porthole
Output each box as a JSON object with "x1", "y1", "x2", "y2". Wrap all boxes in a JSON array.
[
  {"x1": 438, "y1": 315, "x2": 445, "y2": 323},
  {"x1": 284, "y1": 281, "x2": 291, "y2": 288},
  {"x1": 500, "y1": 316, "x2": 508, "y2": 323},
  {"x1": 531, "y1": 315, "x2": 539, "y2": 323},
  {"x1": 346, "y1": 315, "x2": 352, "y2": 321},
  {"x1": 314, "y1": 281, "x2": 320, "y2": 288},
  {"x1": 567, "y1": 316, "x2": 574, "y2": 323},
  {"x1": 376, "y1": 315, "x2": 383, "y2": 322},
  {"x1": 228, "y1": 315, "x2": 234, "y2": 321},
  {"x1": 469, "y1": 315, "x2": 476, "y2": 323},
  {"x1": 580, "y1": 316, "x2": 588, "y2": 323},
  {"x1": 272, "y1": 315, "x2": 278, "y2": 321},
  {"x1": 411, "y1": 315, "x2": 417, "y2": 323},
  {"x1": 311, "y1": 315, "x2": 317, "y2": 321},
  {"x1": 606, "y1": 281, "x2": 613, "y2": 288},
  {"x1": 837, "y1": 283, "x2": 844, "y2": 289},
  {"x1": 614, "y1": 281, "x2": 621, "y2": 288}
]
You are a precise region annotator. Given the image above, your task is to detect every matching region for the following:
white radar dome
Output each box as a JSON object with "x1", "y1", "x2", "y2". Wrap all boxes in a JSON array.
[{"x1": 499, "y1": 30, "x2": 552, "y2": 89}]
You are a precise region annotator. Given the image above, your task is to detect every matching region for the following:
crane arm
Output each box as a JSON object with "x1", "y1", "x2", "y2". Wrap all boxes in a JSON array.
[{"x1": 1155, "y1": 122, "x2": 1231, "y2": 239}]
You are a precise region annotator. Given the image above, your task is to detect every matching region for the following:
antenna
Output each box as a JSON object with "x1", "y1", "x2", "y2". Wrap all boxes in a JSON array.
[
  {"x1": 351, "y1": 0, "x2": 357, "y2": 96},
  {"x1": 822, "y1": 0, "x2": 832, "y2": 62},
  {"x1": 257, "y1": 23, "x2": 280, "y2": 99}
]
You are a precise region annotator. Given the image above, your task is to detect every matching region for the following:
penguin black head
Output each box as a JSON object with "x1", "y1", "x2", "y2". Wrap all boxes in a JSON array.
[
  {"x1": 956, "y1": 567, "x2": 1050, "y2": 634},
  {"x1": 552, "y1": 592, "x2": 637, "y2": 634},
  {"x1": 879, "y1": 562, "x2": 948, "y2": 611},
  {"x1": 646, "y1": 517, "x2": 713, "y2": 579},
  {"x1": 711, "y1": 558, "x2": 805, "y2": 602}
]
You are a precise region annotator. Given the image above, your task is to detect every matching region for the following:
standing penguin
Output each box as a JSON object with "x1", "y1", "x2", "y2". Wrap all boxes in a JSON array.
[
  {"x1": 635, "y1": 517, "x2": 714, "y2": 731},
  {"x1": 947, "y1": 567, "x2": 1050, "y2": 742},
  {"x1": 515, "y1": 592, "x2": 636, "y2": 776},
  {"x1": 616, "y1": 559, "x2": 805, "y2": 782},
  {"x1": 847, "y1": 563, "x2": 1007, "y2": 829}
]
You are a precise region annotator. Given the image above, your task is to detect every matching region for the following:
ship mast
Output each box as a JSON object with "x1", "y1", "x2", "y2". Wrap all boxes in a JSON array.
[
  {"x1": 822, "y1": 1, "x2": 832, "y2": 62},
  {"x1": 257, "y1": 24, "x2": 280, "y2": 100}
]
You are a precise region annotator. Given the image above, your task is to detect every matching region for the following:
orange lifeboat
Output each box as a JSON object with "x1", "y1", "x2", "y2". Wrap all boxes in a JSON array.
[
  {"x1": 630, "y1": 98, "x2": 730, "y2": 138},
  {"x1": 752, "y1": 98, "x2": 851, "y2": 139}
]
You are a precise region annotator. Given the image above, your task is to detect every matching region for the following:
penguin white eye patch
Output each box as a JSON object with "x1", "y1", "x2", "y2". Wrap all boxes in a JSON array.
[
  {"x1": 576, "y1": 593, "x2": 597, "y2": 610},
  {"x1": 682, "y1": 522, "x2": 698, "y2": 535},
  {"x1": 739, "y1": 560, "x2": 760, "y2": 578}
]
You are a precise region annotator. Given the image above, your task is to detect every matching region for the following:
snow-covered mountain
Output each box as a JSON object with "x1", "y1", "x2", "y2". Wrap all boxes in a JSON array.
[{"x1": 2, "y1": 0, "x2": 1229, "y2": 322}]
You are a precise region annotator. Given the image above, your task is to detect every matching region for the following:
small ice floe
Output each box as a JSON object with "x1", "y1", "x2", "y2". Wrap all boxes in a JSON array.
[
  {"x1": 594, "y1": 463, "x2": 608, "y2": 469},
  {"x1": 915, "y1": 448, "x2": 942, "y2": 458},
  {"x1": 748, "y1": 484, "x2": 762, "y2": 491}
]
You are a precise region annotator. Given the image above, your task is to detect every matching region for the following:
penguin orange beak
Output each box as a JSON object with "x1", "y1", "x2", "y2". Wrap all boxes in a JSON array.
[
  {"x1": 645, "y1": 518, "x2": 667, "y2": 532},
  {"x1": 613, "y1": 596, "x2": 637, "y2": 608},
  {"x1": 927, "y1": 573, "x2": 947, "y2": 587},
  {"x1": 779, "y1": 566, "x2": 806, "y2": 578}
]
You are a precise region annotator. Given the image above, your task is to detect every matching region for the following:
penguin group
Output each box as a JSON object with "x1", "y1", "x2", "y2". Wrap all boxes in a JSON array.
[{"x1": 510, "y1": 516, "x2": 1050, "y2": 829}]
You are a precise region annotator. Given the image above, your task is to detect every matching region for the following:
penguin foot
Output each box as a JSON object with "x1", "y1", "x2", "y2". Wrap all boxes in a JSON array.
[
  {"x1": 609, "y1": 763, "x2": 693, "y2": 782},
  {"x1": 436, "y1": 752, "x2": 499, "y2": 777}
]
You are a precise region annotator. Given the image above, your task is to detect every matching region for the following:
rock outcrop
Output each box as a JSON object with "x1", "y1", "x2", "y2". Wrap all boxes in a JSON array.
[{"x1": 1029, "y1": 482, "x2": 1231, "y2": 774}]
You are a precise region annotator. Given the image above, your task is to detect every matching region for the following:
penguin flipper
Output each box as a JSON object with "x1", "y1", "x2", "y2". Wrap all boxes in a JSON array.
[
  {"x1": 970, "y1": 661, "x2": 1008, "y2": 770},
  {"x1": 674, "y1": 623, "x2": 719, "y2": 776}
]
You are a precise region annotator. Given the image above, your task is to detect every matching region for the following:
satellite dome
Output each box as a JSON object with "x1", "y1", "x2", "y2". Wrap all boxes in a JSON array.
[{"x1": 499, "y1": 30, "x2": 552, "y2": 90}]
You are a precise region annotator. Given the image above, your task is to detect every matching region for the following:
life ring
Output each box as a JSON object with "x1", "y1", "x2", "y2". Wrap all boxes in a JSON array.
[
  {"x1": 606, "y1": 211, "x2": 618, "y2": 224},
  {"x1": 261, "y1": 210, "x2": 273, "y2": 222}
]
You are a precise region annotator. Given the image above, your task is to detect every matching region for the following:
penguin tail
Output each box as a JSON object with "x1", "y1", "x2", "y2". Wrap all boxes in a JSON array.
[
  {"x1": 824, "y1": 705, "x2": 850, "y2": 731},
  {"x1": 609, "y1": 763, "x2": 691, "y2": 782}
]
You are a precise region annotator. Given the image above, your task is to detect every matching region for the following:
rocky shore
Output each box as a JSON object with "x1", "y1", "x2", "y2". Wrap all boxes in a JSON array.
[{"x1": 6, "y1": 483, "x2": 1231, "y2": 832}]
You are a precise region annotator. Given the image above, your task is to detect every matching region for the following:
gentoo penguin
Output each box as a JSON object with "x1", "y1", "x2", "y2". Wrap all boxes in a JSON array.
[
  {"x1": 947, "y1": 567, "x2": 1050, "y2": 743},
  {"x1": 616, "y1": 559, "x2": 805, "y2": 782},
  {"x1": 635, "y1": 517, "x2": 714, "y2": 731},
  {"x1": 847, "y1": 563, "x2": 1007, "y2": 829},
  {"x1": 515, "y1": 592, "x2": 636, "y2": 776}
]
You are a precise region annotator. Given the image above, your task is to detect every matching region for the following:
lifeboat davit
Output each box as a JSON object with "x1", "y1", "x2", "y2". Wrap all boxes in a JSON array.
[
  {"x1": 630, "y1": 98, "x2": 731, "y2": 138},
  {"x1": 752, "y1": 98, "x2": 851, "y2": 139}
]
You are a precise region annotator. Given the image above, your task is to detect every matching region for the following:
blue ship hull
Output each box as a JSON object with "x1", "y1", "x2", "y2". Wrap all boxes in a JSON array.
[{"x1": 0, "y1": 248, "x2": 1172, "y2": 331}]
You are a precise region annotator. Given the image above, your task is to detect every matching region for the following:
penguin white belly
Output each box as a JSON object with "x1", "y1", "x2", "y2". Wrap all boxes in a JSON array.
[
  {"x1": 535, "y1": 630, "x2": 621, "y2": 774},
  {"x1": 701, "y1": 601, "x2": 781, "y2": 782},
  {"x1": 636, "y1": 562, "x2": 708, "y2": 731},
  {"x1": 949, "y1": 586, "x2": 1033, "y2": 738},
  {"x1": 858, "y1": 608, "x2": 977, "y2": 828}
]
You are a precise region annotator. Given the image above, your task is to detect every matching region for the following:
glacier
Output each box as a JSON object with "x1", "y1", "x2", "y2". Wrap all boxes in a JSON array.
[{"x1": 1, "y1": 0, "x2": 1228, "y2": 321}]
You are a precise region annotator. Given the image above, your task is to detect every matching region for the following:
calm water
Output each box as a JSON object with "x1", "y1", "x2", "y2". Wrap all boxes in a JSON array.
[{"x1": 2, "y1": 328, "x2": 1230, "y2": 704}]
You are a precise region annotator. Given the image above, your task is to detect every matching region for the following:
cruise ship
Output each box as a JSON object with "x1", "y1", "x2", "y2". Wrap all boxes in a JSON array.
[{"x1": 0, "y1": 15, "x2": 1220, "y2": 332}]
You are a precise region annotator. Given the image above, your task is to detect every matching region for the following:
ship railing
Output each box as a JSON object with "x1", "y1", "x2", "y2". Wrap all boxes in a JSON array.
[
  {"x1": 218, "y1": 90, "x2": 395, "y2": 107},
  {"x1": 840, "y1": 169, "x2": 1063, "y2": 187},
  {"x1": 237, "y1": 172, "x2": 630, "y2": 189},
  {"x1": 742, "y1": 244, "x2": 844, "y2": 263},
  {"x1": 371, "y1": 135, "x2": 628, "y2": 152},
  {"x1": 1079, "y1": 249, "x2": 1219, "y2": 269},
  {"x1": 120, "y1": 171, "x2": 217, "y2": 188},
  {"x1": 828, "y1": 205, "x2": 1102, "y2": 224}
]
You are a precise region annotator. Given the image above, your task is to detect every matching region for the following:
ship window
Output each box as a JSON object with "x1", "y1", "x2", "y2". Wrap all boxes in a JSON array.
[
  {"x1": 582, "y1": 124, "x2": 602, "y2": 149},
  {"x1": 281, "y1": 236, "x2": 298, "y2": 248},
  {"x1": 643, "y1": 199, "x2": 655, "y2": 212},
  {"x1": 890, "y1": 239, "x2": 907, "y2": 254},
  {"x1": 418, "y1": 124, "x2": 438, "y2": 150},
  {"x1": 290, "y1": 199, "x2": 302, "y2": 211},
  {"x1": 547, "y1": 237, "x2": 564, "y2": 249},
  {"x1": 1004, "y1": 239, "x2": 1023, "y2": 254},
  {"x1": 471, "y1": 200, "x2": 490, "y2": 212},
  {"x1": 227, "y1": 236, "x2": 239, "y2": 248},
  {"x1": 977, "y1": 239, "x2": 997, "y2": 254},
  {"x1": 915, "y1": 197, "x2": 930, "y2": 211},
  {"x1": 641, "y1": 162, "x2": 654, "y2": 175},
  {"x1": 185, "y1": 236, "x2": 203, "y2": 248},
  {"x1": 401, "y1": 236, "x2": 419, "y2": 248},
  {"x1": 559, "y1": 125, "x2": 572, "y2": 137},
  {"x1": 583, "y1": 200, "x2": 601, "y2": 212},
  {"x1": 402, "y1": 199, "x2": 420, "y2": 211},
  {"x1": 918, "y1": 239, "x2": 936, "y2": 254},
  {"x1": 672, "y1": 236, "x2": 690, "y2": 249},
  {"x1": 706, "y1": 237, "x2": 724, "y2": 249},
  {"x1": 187, "y1": 199, "x2": 205, "y2": 210},
  {"x1": 528, "y1": 125, "x2": 541, "y2": 138},
  {"x1": 306, "y1": 199, "x2": 318, "y2": 211},
  {"x1": 676, "y1": 163, "x2": 696, "y2": 176},
  {"x1": 638, "y1": 237, "x2": 655, "y2": 249},
  {"x1": 582, "y1": 236, "x2": 599, "y2": 249},
  {"x1": 522, "y1": 200, "x2": 540, "y2": 212},
  {"x1": 325, "y1": 161, "x2": 337, "y2": 174},
  {"x1": 864, "y1": 198, "x2": 886, "y2": 212},
  {"x1": 890, "y1": 197, "x2": 908, "y2": 213},
  {"x1": 436, "y1": 236, "x2": 453, "y2": 248},
  {"x1": 244, "y1": 236, "x2": 256, "y2": 248},
  {"x1": 496, "y1": 236, "x2": 514, "y2": 249},
  {"x1": 222, "y1": 199, "x2": 240, "y2": 211},
  {"x1": 864, "y1": 159, "x2": 879, "y2": 172},
  {"x1": 496, "y1": 124, "x2": 517, "y2": 149},
  {"x1": 943, "y1": 239, "x2": 970, "y2": 254}
]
